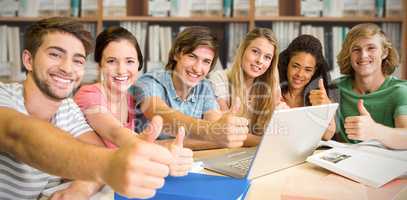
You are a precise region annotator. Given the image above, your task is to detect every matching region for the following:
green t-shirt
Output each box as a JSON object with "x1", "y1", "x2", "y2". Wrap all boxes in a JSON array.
[{"x1": 336, "y1": 76, "x2": 407, "y2": 143}]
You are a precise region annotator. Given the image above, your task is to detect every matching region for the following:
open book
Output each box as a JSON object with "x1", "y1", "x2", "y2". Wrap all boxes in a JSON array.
[{"x1": 307, "y1": 140, "x2": 407, "y2": 188}]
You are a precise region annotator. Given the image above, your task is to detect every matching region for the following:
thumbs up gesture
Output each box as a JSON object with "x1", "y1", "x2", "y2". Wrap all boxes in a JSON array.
[
  {"x1": 344, "y1": 99, "x2": 379, "y2": 141},
  {"x1": 168, "y1": 126, "x2": 193, "y2": 177},
  {"x1": 210, "y1": 97, "x2": 249, "y2": 148},
  {"x1": 309, "y1": 79, "x2": 331, "y2": 105}
]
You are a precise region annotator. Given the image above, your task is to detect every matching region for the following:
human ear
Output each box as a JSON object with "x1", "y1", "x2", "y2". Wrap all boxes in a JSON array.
[
  {"x1": 22, "y1": 50, "x2": 33, "y2": 72},
  {"x1": 381, "y1": 48, "x2": 389, "y2": 60}
]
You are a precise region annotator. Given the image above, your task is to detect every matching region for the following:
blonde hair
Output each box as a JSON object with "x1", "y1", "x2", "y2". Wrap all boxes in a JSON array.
[
  {"x1": 337, "y1": 23, "x2": 399, "y2": 76},
  {"x1": 227, "y1": 27, "x2": 279, "y2": 135}
]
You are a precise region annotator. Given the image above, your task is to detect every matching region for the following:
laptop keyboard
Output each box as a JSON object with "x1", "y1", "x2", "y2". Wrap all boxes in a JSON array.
[{"x1": 228, "y1": 156, "x2": 254, "y2": 171}]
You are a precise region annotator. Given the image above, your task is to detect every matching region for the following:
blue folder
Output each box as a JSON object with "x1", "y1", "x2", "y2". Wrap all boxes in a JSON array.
[{"x1": 114, "y1": 172, "x2": 250, "y2": 200}]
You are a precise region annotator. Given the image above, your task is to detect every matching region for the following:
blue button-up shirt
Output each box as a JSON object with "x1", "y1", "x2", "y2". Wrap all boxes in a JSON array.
[{"x1": 130, "y1": 70, "x2": 219, "y2": 138}]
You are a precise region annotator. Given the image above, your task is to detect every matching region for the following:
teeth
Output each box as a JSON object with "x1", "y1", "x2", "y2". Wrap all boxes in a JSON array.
[
  {"x1": 52, "y1": 75, "x2": 71, "y2": 83},
  {"x1": 187, "y1": 72, "x2": 199, "y2": 78},
  {"x1": 114, "y1": 76, "x2": 128, "y2": 81}
]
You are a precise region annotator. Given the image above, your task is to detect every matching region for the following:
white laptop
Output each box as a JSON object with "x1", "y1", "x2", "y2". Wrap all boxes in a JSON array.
[{"x1": 204, "y1": 103, "x2": 339, "y2": 180}]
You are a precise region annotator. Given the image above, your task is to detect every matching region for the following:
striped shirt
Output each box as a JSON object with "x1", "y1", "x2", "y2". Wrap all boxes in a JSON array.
[{"x1": 0, "y1": 82, "x2": 92, "y2": 200}]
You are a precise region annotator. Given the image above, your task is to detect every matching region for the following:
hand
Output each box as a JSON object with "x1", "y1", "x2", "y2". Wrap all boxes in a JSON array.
[
  {"x1": 309, "y1": 79, "x2": 331, "y2": 105},
  {"x1": 344, "y1": 99, "x2": 379, "y2": 141},
  {"x1": 210, "y1": 97, "x2": 249, "y2": 148},
  {"x1": 102, "y1": 116, "x2": 172, "y2": 199},
  {"x1": 49, "y1": 190, "x2": 89, "y2": 200},
  {"x1": 168, "y1": 126, "x2": 193, "y2": 176},
  {"x1": 49, "y1": 181, "x2": 102, "y2": 200}
]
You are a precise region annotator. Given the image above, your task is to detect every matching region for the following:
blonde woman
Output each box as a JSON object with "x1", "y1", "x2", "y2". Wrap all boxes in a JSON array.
[
  {"x1": 209, "y1": 27, "x2": 281, "y2": 146},
  {"x1": 336, "y1": 23, "x2": 407, "y2": 149}
]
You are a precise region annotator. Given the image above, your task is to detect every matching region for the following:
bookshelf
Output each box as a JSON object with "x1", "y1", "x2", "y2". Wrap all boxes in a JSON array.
[{"x1": 0, "y1": 0, "x2": 406, "y2": 81}]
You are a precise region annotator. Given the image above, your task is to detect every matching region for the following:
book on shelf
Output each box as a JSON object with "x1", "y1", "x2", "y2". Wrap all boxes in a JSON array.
[
  {"x1": 307, "y1": 140, "x2": 407, "y2": 188},
  {"x1": 255, "y1": 0, "x2": 279, "y2": 17},
  {"x1": 233, "y1": 0, "x2": 249, "y2": 17},
  {"x1": 0, "y1": 0, "x2": 18, "y2": 16},
  {"x1": 385, "y1": 0, "x2": 402, "y2": 17},
  {"x1": 81, "y1": 0, "x2": 98, "y2": 17},
  {"x1": 103, "y1": 0, "x2": 126, "y2": 16}
]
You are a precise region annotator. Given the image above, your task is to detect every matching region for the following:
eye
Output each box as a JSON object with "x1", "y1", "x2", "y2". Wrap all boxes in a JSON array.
[
  {"x1": 49, "y1": 52, "x2": 61, "y2": 58},
  {"x1": 368, "y1": 46, "x2": 377, "y2": 51},
  {"x1": 203, "y1": 59, "x2": 212, "y2": 65},
  {"x1": 305, "y1": 68, "x2": 314, "y2": 72},
  {"x1": 265, "y1": 55, "x2": 272, "y2": 61},
  {"x1": 106, "y1": 59, "x2": 115, "y2": 64},
  {"x1": 351, "y1": 48, "x2": 360, "y2": 52},
  {"x1": 251, "y1": 49, "x2": 259, "y2": 54},
  {"x1": 73, "y1": 58, "x2": 85, "y2": 66}
]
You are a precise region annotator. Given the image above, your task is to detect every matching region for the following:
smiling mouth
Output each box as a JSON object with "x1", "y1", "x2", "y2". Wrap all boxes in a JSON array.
[
  {"x1": 113, "y1": 76, "x2": 129, "y2": 82},
  {"x1": 51, "y1": 74, "x2": 73, "y2": 84},
  {"x1": 186, "y1": 71, "x2": 201, "y2": 79},
  {"x1": 251, "y1": 64, "x2": 262, "y2": 72}
]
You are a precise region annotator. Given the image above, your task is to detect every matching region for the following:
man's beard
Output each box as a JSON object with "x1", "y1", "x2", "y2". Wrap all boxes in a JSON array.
[{"x1": 31, "y1": 70, "x2": 75, "y2": 101}]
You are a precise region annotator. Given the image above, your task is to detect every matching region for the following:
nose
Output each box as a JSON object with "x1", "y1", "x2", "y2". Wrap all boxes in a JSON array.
[
  {"x1": 360, "y1": 49, "x2": 369, "y2": 58},
  {"x1": 192, "y1": 61, "x2": 203, "y2": 73},
  {"x1": 117, "y1": 61, "x2": 127, "y2": 74},
  {"x1": 59, "y1": 57, "x2": 73, "y2": 74},
  {"x1": 255, "y1": 55, "x2": 264, "y2": 65},
  {"x1": 294, "y1": 68, "x2": 305, "y2": 77}
]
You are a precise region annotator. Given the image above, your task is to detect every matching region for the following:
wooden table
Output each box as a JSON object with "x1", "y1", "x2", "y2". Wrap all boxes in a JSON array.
[{"x1": 43, "y1": 148, "x2": 407, "y2": 200}]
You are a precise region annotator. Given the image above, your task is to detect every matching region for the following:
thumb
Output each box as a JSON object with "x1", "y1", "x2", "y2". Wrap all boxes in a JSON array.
[
  {"x1": 318, "y1": 79, "x2": 326, "y2": 92},
  {"x1": 230, "y1": 97, "x2": 241, "y2": 114},
  {"x1": 140, "y1": 115, "x2": 163, "y2": 143},
  {"x1": 173, "y1": 126, "x2": 185, "y2": 148},
  {"x1": 358, "y1": 99, "x2": 370, "y2": 116}
]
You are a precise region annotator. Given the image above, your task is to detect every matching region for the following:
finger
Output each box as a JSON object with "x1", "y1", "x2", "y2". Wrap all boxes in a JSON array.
[
  {"x1": 230, "y1": 97, "x2": 241, "y2": 114},
  {"x1": 344, "y1": 122, "x2": 360, "y2": 129},
  {"x1": 226, "y1": 126, "x2": 249, "y2": 136},
  {"x1": 135, "y1": 143, "x2": 173, "y2": 169},
  {"x1": 358, "y1": 99, "x2": 370, "y2": 116},
  {"x1": 226, "y1": 133, "x2": 248, "y2": 142},
  {"x1": 140, "y1": 116, "x2": 163, "y2": 143},
  {"x1": 133, "y1": 174, "x2": 165, "y2": 190},
  {"x1": 345, "y1": 116, "x2": 361, "y2": 123},
  {"x1": 140, "y1": 159, "x2": 171, "y2": 178},
  {"x1": 177, "y1": 148, "x2": 193, "y2": 158},
  {"x1": 318, "y1": 78, "x2": 326, "y2": 92},
  {"x1": 173, "y1": 126, "x2": 185, "y2": 148},
  {"x1": 224, "y1": 141, "x2": 244, "y2": 148},
  {"x1": 345, "y1": 128, "x2": 359, "y2": 135},
  {"x1": 227, "y1": 116, "x2": 249, "y2": 126},
  {"x1": 118, "y1": 186, "x2": 156, "y2": 199}
]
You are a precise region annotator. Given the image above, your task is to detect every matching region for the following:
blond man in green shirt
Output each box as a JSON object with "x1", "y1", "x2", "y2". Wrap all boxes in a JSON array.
[{"x1": 336, "y1": 23, "x2": 407, "y2": 150}]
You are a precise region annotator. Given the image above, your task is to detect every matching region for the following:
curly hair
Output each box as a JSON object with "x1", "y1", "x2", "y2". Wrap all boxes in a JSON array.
[
  {"x1": 278, "y1": 34, "x2": 331, "y2": 95},
  {"x1": 337, "y1": 23, "x2": 399, "y2": 76}
]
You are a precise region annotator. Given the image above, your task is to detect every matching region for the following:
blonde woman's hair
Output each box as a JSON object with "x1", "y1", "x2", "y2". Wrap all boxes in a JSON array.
[
  {"x1": 227, "y1": 27, "x2": 279, "y2": 135},
  {"x1": 337, "y1": 23, "x2": 399, "y2": 76}
]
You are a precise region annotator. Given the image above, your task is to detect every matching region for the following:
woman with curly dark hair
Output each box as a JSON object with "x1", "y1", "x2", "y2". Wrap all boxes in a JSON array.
[{"x1": 278, "y1": 34, "x2": 337, "y2": 140}]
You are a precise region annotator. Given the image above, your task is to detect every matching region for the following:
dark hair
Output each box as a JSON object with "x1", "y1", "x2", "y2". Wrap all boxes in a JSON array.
[
  {"x1": 278, "y1": 34, "x2": 331, "y2": 95},
  {"x1": 24, "y1": 17, "x2": 93, "y2": 57},
  {"x1": 95, "y1": 26, "x2": 143, "y2": 71},
  {"x1": 165, "y1": 26, "x2": 218, "y2": 71}
]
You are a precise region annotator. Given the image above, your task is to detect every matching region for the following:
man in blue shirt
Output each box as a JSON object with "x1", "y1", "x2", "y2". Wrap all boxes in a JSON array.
[{"x1": 132, "y1": 27, "x2": 249, "y2": 149}]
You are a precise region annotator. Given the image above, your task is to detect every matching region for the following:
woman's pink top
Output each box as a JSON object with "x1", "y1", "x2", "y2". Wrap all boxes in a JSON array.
[{"x1": 74, "y1": 83, "x2": 135, "y2": 148}]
